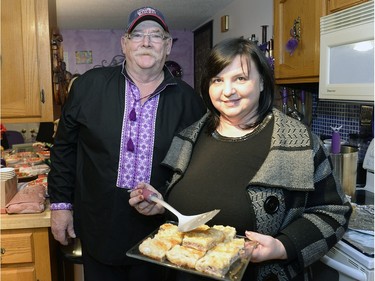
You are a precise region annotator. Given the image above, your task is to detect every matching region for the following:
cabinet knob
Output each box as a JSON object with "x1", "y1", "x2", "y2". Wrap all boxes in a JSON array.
[{"x1": 1, "y1": 248, "x2": 5, "y2": 254}]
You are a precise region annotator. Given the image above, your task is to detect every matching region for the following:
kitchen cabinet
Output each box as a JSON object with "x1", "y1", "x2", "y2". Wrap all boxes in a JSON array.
[
  {"x1": 273, "y1": 0, "x2": 328, "y2": 84},
  {"x1": 1, "y1": 0, "x2": 61, "y2": 124},
  {"x1": 328, "y1": 0, "x2": 369, "y2": 13},
  {"x1": 1, "y1": 228, "x2": 51, "y2": 281},
  {"x1": 1, "y1": 208, "x2": 57, "y2": 281}
]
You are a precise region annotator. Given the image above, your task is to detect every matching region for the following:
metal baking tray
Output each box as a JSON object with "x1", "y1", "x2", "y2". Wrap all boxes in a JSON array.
[{"x1": 126, "y1": 223, "x2": 251, "y2": 281}]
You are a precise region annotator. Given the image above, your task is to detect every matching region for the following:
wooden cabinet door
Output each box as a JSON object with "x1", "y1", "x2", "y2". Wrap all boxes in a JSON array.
[
  {"x1": 273, "y1": 0, "x2": 327, "y2": 84},
  {"x1": 1, "y1": 228, "x2": 52, "y2": 281},
  {"x1": 1, "y1": 232, "x2": 35, "y2": 281},
  {"x1": 328, "y1": 0, "x2": 368, "y2": 12},
  {"x1": 1, "y1": 233, "x2": 33, "y2": 264},
  {"x1": 1, "y1": 0, "x2": 57, "y2": 123},
  {"x1": 1, "y1": 267, "x2": 36, "y2": 281}
]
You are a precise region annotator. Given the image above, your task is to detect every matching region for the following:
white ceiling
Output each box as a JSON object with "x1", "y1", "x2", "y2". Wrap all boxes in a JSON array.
[{"x1": 56, "y1": 0, "x2": 235, "y2": 31}]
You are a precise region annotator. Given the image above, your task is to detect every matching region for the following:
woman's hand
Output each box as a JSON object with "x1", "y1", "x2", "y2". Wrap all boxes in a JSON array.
[
  {"x1": 244, "y1": 231, "x2": 287, "y2": 262},
  {"x1": 128, "y1": 182, "x2": 165, "y2": 216}
]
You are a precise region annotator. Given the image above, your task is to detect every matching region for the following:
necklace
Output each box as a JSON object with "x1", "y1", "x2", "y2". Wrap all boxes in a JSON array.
[
  {"x1": 212, "y1": 113, "x2": 273, "y2": 142},
  {"x1": 126, "y1": 75, "x2": 163, "y2": 152},
  {"x1": 126, "y1": 66, "x2": 164, "y2": 100}
]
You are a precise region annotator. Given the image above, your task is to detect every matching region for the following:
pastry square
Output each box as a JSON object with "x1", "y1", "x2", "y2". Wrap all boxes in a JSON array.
[
  {"x1": 195, "y1": 238, "x2": 245, "y2": 277},
  {"x1": 182, "y1": 227, "x2": 225, "y2": 252},
  {"x1": 166, "y1": 245, "x2": 206, "y2": 268}
]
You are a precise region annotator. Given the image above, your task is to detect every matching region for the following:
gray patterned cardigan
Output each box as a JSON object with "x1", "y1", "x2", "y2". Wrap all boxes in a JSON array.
[{"x1": 162, "y1": 108, "x2": 352, "y2": 280}]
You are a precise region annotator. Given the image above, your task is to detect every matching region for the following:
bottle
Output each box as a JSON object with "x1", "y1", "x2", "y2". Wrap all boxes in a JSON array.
[
  {"x1": 331, "y1": 126, "x2": 342, "y2": 154},
  {"x1": 261, "y1": 25, "x2": 268, "y2": 44},
  {"x1": 250, "y1": 34, "x2": 258, "y2": 45},
  {"x1": 282, "y1": 87, "x2": 288, "y2": 114},
  {"x1": 269, "y1": 38, "x2": 274, "y2": 58}
]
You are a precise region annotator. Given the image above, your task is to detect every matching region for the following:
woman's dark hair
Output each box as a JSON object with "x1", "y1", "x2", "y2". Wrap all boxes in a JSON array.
[{"x1": 200, "y1": 37, "x2": 275, "y2": 133}]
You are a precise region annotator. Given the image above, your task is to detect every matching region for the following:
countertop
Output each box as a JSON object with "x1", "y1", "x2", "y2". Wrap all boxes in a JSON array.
[{"x1": 0, "y1": 207, "x2": 51, "y2": 230}]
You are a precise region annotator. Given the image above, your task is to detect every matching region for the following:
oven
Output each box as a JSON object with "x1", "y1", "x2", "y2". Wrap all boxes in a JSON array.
[{"x1": 321, "y1": 231, "x2": 374, "y2": 281}]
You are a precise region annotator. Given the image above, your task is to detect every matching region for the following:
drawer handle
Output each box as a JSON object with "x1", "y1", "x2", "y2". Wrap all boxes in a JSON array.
[
  {"x1": 41, "y1": 89, "x2": 45, "y2": 103},
  {"x1": 1, "y1": 248, "x2": 5, "y2": 254}
]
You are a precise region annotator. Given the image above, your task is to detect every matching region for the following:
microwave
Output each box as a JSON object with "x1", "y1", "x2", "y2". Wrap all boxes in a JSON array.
[{"x1": 319, "y1": 1, "x2": 374, "y2": 102}]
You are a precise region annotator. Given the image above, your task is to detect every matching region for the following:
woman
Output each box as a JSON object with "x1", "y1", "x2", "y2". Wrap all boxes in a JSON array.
[{"x1": 129, "y1": 37, "x2": 352, "y2": 280}]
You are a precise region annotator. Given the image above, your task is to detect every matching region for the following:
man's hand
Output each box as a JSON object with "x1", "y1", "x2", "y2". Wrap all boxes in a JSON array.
[{"x1": 51, "y1": 209, "x2": 76, "y2": 245}]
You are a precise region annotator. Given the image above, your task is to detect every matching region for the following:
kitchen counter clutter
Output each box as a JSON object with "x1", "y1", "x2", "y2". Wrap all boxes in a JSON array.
[
  {"x1": 347, "y1": 204, "x2": 374, "y2": 255},
  {"x1": 1, "y1": 167, "x2": 48, "y2": 214},
  {"x1": 1, "y1": 147, "x2": 55, "y2": 280},
  {"x1": 1, "y1": 147, "x2": 50, "y2": 214},
  {"x1": 3, "y1": 149, "x2": 50, "y2": 169},
  {"x1": 5, "y1": 180, "x2": 47, "y2": 215}
]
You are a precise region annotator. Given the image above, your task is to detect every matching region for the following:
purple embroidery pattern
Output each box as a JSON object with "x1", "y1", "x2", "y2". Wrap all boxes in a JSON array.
[
  {"x1": 50, "y1": 202, "x2": 73, "y2": 210},
  {"x1": 116, "y1": 79, "x2": 159, "y2": 189}
]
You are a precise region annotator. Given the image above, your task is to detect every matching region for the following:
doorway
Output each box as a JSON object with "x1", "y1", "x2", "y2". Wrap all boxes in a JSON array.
[{"x1": 194, "y1": 21, "x2": 213, "y2": 92}]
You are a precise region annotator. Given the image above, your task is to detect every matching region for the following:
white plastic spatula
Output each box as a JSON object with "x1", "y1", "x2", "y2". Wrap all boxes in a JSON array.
[{"x1": 142, "y1": 189, "x2": 220, "y2": 232}]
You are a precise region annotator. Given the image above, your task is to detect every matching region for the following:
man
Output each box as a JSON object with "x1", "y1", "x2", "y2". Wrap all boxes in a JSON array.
[{"x1": 48, "y1": 6, "x2": 206, "y2": 281}]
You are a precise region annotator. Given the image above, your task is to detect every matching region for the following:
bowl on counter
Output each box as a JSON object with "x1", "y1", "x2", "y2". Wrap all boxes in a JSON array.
[{"x1": 4, "y1": 157, "x2": 21, "y2": 166}]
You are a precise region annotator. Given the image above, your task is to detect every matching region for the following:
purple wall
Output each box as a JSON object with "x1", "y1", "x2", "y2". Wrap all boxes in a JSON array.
[{"x1": 61, "y1": 29, "x2": 194, "y2": 87}]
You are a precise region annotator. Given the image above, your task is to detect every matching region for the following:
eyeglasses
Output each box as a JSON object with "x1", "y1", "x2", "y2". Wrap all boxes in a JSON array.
[{"x1": 126, "y1": 32, "x2": 170, "y2": 43}]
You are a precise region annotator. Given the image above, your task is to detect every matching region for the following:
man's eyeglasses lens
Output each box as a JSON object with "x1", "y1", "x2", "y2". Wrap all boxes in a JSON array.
[{"x1": 128, "y1": 32, "x2": 168, "y2": 43}]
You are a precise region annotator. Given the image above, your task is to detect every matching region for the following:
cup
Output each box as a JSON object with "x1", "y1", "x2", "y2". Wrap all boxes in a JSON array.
[{"x1": 329, "y1": 145, "x2": 358, "y2": 199}]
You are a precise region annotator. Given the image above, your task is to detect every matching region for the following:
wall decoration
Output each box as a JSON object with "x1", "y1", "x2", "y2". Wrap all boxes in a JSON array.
[
  {"x1": 51, "y1": 32, "x2": 71, "y2": 105},
  {"x1": 285, "y1": 17, "x2": 301, "y2": 55},
  {"x1": 93, "y1": 55, "x2": 124, "y2": 68},
  {"x1": 165, "y1": 61, "x2": 183, "y2": 78},
  {"x1": 75, "y1": 51, "x2": 93, "y2": 64}
]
